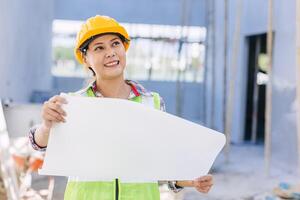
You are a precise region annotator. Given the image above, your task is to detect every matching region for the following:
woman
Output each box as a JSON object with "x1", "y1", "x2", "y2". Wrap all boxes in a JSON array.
[{"x1": 29, "y1": 15, "x2": 213, "y2": 200}]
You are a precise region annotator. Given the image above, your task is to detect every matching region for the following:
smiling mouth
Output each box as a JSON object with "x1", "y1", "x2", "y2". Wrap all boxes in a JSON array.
[{"x1": 104, "y1": 61, "x2": 120, "y2": 67}]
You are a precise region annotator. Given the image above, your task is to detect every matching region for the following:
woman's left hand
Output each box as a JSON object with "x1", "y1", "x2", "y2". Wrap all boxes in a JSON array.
[{"x1": 193, "y1": 175, "x2": 213, "y2": 193}]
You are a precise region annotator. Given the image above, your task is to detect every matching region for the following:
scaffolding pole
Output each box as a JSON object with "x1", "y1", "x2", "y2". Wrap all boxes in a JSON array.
[
  {"x1": 225, "y1": 0, "x2": 243, "y2": 162},
  {"x1": 210, "y1": 0, "x2": 216, "y2": 129},
  {"x1": 264, "y1": 0, "x2": 273, "y2": 176},
  {"x1": 176, "y1": 0, "x2": 190, "y2": 117},
  {"x1": 203, "y1": 0, "x2": 210, "y2": 125},
  {"x1": 223, "y1": 0, "x2": 228, "y2": 133},
  {"x1": 296, "y1": 0, "x2": 300, "y2": 175}
]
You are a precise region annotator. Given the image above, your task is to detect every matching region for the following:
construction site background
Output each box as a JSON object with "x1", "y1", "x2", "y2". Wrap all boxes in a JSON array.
[{"x1": 1, "y1": 0, "x2": 300, "y2": 199}]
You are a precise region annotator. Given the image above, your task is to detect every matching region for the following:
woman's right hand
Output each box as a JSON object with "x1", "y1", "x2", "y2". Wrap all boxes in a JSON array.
[{"x1": 41, "y1": 95, "x2": 68, "y2": 130}]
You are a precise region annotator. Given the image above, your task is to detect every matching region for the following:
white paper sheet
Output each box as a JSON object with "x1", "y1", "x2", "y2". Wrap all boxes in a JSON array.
[{"x1": 39, "y1": 94, "x2": 226, "y2": 182}]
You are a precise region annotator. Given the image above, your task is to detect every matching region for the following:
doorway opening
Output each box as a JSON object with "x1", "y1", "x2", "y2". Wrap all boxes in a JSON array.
[{"x1": 244, "y1": 33, "x2": 268, "y2": 144}]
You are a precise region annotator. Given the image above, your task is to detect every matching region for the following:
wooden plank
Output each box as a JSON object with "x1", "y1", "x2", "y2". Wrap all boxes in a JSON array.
[{"x1": 264, "y1": 0, "x2": 273, "y2": 176}]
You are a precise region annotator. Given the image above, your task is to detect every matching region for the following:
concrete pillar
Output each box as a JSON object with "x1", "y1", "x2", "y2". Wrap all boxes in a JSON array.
[{"x1": 0, "y1": 0, "x2": 54, "y2": 103}]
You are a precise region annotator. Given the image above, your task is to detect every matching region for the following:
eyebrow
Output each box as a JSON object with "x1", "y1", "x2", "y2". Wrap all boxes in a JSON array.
[{"x1": 92, "y1": 37, "x2": 120, "y2": 46}]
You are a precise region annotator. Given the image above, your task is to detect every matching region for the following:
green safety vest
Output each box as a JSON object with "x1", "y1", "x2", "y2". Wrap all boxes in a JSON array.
[{"x1": 64, "y1": 87, "x2": 161, "y2": 200}]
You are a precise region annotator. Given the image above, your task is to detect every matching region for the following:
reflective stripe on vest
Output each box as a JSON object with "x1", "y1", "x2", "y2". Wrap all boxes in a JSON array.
[{"x1": 64, "y1": 87, "x2": 161, "y2": 200}]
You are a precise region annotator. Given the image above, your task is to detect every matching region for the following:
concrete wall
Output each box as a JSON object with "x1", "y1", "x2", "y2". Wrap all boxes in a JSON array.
[
  {"x1": 0, "y1": 0, "x2": 54, "y2": 103},
  {"x1": 269, "y1": 0, "x2": 298, "y2": 171},
  {"x1": 54, "y1": 0, "x2": 206, "y2": 26},
  {"x1": 208, "y1": 0, "x2": 298, "y2": 171}
]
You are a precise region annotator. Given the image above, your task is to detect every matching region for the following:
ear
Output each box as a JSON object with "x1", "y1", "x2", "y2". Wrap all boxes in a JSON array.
[{"x1": 82, "y1": 53, "x2": 90, "y2": 67}]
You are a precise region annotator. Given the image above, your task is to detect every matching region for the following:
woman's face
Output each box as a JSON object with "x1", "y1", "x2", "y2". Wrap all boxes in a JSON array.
[{"x1": 84, "y1": 34, "x2": 126, "y2": 80}]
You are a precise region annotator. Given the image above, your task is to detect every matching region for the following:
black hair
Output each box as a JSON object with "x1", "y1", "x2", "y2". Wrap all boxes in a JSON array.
[
  {"x1": 88, "y1": 67, "x2": 96, "y2": 76},
  {"x1": 79, "y1": 33, "x2": 129, "y2": 55}
]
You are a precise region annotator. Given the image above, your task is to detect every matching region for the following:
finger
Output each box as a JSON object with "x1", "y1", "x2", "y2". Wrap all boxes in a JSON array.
[
  {"x1": 44, "y1": 110, "x2": 64, "y2": 122},
  {"x1": 194, "y1": 179, "x2": 210, "y2": 187},
  {"x1": 198, "y1": 175, "x2": 213, "y2": 182},
  {"x1": 196, "y1": 186, "x2": 211, "y2": 193},
  {"x1": 43, "y1": 101, "x2": 66, "y2": 118},
  {"x1": 199, "y1": 182, "x2": 213, "y2": 188},
  {"x1": 47, "y1": 101, "x2": 67, "y2": 116},
  {"x1": 203, "y1": 186, "x2": 212, "y2": 193},
  {"x1": 196, "y1": 187, "x2": 207, "y2": 193},
  {"x1": 199, "y1": 179, "x2": 213, "y2": 186},
  {"x1": 43, "y1": 113, "x2": 60, "y2": 123},
  {"x1": 44, "y1": 108, "x2": 65, "y2": 122},
  {"x1": 49, "y1": 95, "x2": 68, "y2": 104},
  {"x1": 196, "y1": 177, "x2": 213, "y2": 187}
]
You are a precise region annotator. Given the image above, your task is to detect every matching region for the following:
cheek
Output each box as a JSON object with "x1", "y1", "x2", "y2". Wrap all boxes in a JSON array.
[
  {"x1": 122, "y1": 55, "x2": 126, "y2": 65},
  {"x1": 118, "y1": 51, "x2": 126, "y2": 66},
  {"x1": 87, "y1": 54, "x2": 103, "y2": 66}
]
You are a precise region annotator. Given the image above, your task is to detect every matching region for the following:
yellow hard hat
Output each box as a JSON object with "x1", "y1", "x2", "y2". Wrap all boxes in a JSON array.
[{"x1": 74, "y1": 15, "x2": 130, "y2": 64}]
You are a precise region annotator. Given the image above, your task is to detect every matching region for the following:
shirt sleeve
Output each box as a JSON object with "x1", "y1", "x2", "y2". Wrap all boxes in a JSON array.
[
  {"x1": 167, "y1": 181, "x2": 184, "y2": 193},
  {"x1": 28, "y1": 125, "x2": 47, "y2": 151}
]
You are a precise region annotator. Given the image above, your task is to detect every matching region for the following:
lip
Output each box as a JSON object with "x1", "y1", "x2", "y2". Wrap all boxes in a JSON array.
[{"x1": 104, "y1": 60, "x2": 120, "y2": 67}]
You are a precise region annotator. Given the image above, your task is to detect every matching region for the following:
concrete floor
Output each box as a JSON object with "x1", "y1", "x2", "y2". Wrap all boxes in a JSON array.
[{"x1": 30, "y1": 144, "x2": 299, "y2": 200}]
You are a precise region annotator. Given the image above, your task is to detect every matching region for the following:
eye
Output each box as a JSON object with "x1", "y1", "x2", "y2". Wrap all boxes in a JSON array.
[
  {"x1": 94, "y1": 46, "x2": 104, "y2": 51},
  {"x1": 112, "y1": 41, "x2": 120, "y2": 47}
]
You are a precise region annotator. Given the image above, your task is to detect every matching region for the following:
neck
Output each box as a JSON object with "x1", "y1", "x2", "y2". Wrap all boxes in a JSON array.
[{"x1": 95, "y1": 76, "x2": 131, "y2": 99}]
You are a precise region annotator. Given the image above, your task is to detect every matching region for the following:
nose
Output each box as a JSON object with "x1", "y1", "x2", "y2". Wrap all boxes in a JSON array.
[{"x1": 105, "y1": 48, "x2": 116, "y2": 58}]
